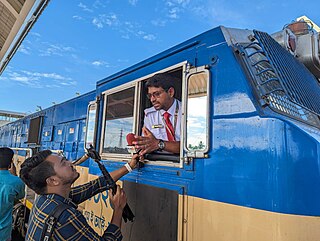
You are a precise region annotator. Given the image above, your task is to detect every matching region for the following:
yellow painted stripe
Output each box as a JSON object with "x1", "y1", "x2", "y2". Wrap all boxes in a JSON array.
[{"x1": 181, "y1": 196, "x2": 320, "y2": 241}]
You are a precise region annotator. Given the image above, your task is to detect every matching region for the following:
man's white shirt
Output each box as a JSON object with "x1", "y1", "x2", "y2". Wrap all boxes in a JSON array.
[{"x1": 143, "y1": 99, "x2": 182, "y2": 141}]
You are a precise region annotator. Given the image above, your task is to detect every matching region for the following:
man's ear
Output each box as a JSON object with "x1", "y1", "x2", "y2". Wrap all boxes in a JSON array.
[
  {"x1": 46, "y1": 176, "x2": 59, "y2": 186},
  {"x1": 168, "y1": 87, "x2": 175, "y2": 97}
]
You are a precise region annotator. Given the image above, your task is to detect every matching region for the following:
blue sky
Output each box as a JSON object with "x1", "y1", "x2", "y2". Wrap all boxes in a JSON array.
[{"x1": 0, "y1": 0, "x2": 319, "y2": 113}]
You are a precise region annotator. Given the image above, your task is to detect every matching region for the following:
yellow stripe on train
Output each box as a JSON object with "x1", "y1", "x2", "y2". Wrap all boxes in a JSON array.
[{"x1": 182, "y1": 196, "x2": 320, "y2": 241}]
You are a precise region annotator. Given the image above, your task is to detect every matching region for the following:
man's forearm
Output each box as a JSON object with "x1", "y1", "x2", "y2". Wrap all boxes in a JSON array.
[
  {"x1": 110, "y1": 165, "x2": 131, "y2": 182},
  {"x1": 110, "y1": 208, "x2": 123, "y2": 228},
  {"x1": 164, "y1": 141, "x2": 180, "y2": 154}
]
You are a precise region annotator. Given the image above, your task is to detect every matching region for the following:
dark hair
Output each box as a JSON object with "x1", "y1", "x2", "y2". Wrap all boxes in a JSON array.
[
  {"x1": 0, "y1": 147, "x2": 14, "y2": 168},
  {"x1": 146, "y1": 73, "x2": 178, "y2": 91},
  {"x1": 20, "y1": 150, "x2": 55, "y2": 194}
]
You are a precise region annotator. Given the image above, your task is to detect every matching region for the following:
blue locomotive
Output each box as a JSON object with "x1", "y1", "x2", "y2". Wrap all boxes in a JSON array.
[{"x1": 1, "y1": 20, "x2": 320, "y2": 241}]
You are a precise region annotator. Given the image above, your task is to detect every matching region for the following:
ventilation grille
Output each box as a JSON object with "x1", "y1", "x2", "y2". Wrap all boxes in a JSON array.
[
  {"x1": 253, "y1": 30, "x2": 320, "y2": 115},
  {"x1": 236, "y1": 31, "x2": 320, "y2": 127}
]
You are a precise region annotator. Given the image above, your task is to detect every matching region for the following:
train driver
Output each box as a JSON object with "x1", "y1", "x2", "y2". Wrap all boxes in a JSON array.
[{"x1": 133, "y1": 73, "x2": 182, "y2": 155}]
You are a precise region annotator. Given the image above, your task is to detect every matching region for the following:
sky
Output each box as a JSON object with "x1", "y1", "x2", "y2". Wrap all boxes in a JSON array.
[{"x1": 0, "y1": 0, "x2": 319, "y2": 113}]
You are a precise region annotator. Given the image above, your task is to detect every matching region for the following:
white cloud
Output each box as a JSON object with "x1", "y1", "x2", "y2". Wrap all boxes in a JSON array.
[
  {"x1": 92, "y1": 17, "x2": 103, "y2": 28},
  {"x1": 11, "y1": 75, "x2": 31, "y2": 84},
  {"x1": 164, "y1": 0, "x2": 191, "y2": 19},
  {"x1": 21, "y1": 71, "x2": 73, "y2": 81},
  {"x1": 39, "y1": 44, "x2": 75, "y2": 57},
  {"x1": 78, "y1": 2, "x2": 93, "y2": 12},
  {"x1": 93, "y1": 0, "x2": 108, "y2": 8},
  {"x1": 30, "y1": 32, "x2": 41, "y2": 37},
  {"x1": 166, "y1": 1, "x2": 174, "y2": 7},
  {"x1": 143, "y1": 34, "x2": 156, "y2": 41},
  {"x1": 60, "y1": 81, "x2": 77, "y2": 86},
  {"x1": 3, "y1": 69, "x2": 75, "y2": 88},
  {"x1": 121, "y1": 34, "x2": 130, "y2": 39},
  {"x1": 78, "y1": 4, "x2": 155, "y2": 41},
  {"x1": 92, "y1": 60, "x2": 110, "y2": 68},
  {"x1": 151, "y1": 19, "x2": 167, "y2": 27},
  {"x1": 92, "y1": 61, "x2": 103, "y2": 66},
  {"x1": 129, "y1": 0, "x2": 138, "y2": 6},
  {"x1": 73, "y1": 15, "x2": 84, "y2": 20},
  {"x1": 92, "y1": 13, "x2": 119, "y2": 28},
  {"x1": 190, "y1": 2, "x2": 247, "y2": 27},
  {"x1": 168, "y1": 7, "x2": 179, "y2": 19},
  {"x1": 18, "y1": 44, "x2": 31, "y2": 55},
  {"x1": 175, "y1": 0, "x2": 190, "y2": 7}
]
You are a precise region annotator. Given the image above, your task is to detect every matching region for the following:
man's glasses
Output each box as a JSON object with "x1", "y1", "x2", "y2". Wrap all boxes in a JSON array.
[{"x1": 147, "y1": 89, "x2": 167, "y2": 99}]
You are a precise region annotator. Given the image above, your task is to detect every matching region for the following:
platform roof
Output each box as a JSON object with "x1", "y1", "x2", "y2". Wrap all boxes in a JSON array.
[
  {"x1": 0, "y1": 109, "x2": 26, "y2": 118},
  {"x1": 0, "y1": 0, "x2": 49, "y2": 74}
]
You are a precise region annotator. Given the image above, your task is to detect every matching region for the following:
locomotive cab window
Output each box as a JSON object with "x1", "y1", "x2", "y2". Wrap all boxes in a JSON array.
[
  {"x1": 139, "y1": 67, "x2": 183, "y2": 163},
  {"x1": 85, "y1": 102, "x2": 97, "y2": 149},
  {"x1": 101, "y1": 85, "x2": 136, "y2": 158},
  {"x1": 100, "y1": 64, "x2": 185, "y2": 164}
]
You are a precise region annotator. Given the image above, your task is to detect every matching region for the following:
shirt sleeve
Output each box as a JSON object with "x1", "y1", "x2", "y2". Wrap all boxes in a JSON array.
[
  {"x1": 15, "y1": 177, "x2": 25, "y2": 200},
  {"x1": 55, "y1": 208, "x2": 122, "y2": 241},
  {"x1": 69, "y1": 176, "x2": 111, "y2": 204},
  {"x1": 143, "y1": 114, "x2": 152, "y2": 134}
]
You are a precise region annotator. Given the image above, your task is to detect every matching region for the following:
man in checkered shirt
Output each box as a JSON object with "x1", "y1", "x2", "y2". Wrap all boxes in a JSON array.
[{"x1": 20, "y1": 150, "x2": 140, "y2": 241}]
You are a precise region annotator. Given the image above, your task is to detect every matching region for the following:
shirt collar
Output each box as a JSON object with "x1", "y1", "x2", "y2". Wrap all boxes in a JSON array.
[
  {"x1": 43, "y1": 193, "x2": 78, "y2": 208},
  {"x1": 159, "y1": 99, "x2": 176, "y2": 116}
]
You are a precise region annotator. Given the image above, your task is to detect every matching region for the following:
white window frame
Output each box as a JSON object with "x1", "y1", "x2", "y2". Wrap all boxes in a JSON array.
[
  {"x1": 183, "y1": 65, "x2": 211, "y2": 158},
  {"x1": 100, "y1": 82, "x2": 138, "y2": 161},
  {"x1": 99, "y1": 61, "x2": 188, "y2": 168}
]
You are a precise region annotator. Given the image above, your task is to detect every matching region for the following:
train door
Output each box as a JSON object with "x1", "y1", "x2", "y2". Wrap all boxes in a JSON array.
[
  {"x1": 95, "y1": 63, "x2": 190, "y2": 241},
  {"x1": 76, "y1": 119, "x2": 87, "y2": 159},
  {"x1": 0, "y1": 129, "x2": 4, "y2": 146},
  {"x1": 19, "y1": 121, "x2": 28, "y2": 148},
  {"x1": 9, "y1": 125, "x2": 17, "y2": 147},
  {"x1": 3, "y1": 126, "x2": 9, "y2": 146},
  {"x1": 15, "y1": 125, "x2": 21, "y2": 147},
  {"x1": 40, "y1": 126, "x2": 53, "y2": 151},
  {"x1": 64, "y1": 121, "x2": 79, "y2": 161},
  {"x1": 52, "y1": 124, "x2": 65, "y2": 151}
]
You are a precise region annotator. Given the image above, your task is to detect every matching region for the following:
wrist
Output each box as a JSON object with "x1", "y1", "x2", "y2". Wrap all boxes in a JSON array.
[
  {"x1": 114, "y1": 206, "x2": 125, "y2": 213},
  {"x1": 157, "y1": 139, "x2": 165, "y2": 151},
  {"x1": 129, "y1": 161, "x2": 135, "y2": 170},
  {"x1": 124, "y1": 163, "x2": 133, "y2": 172}
]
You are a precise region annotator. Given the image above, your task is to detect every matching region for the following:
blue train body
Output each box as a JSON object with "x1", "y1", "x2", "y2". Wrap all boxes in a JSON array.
[{"x1": 1, "y1": 25, "x2": 320, "y2": 240}]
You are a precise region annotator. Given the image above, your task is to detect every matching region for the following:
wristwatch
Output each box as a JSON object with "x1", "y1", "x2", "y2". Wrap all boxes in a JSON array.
[{"x1": 158, "y1": 139, "x2": 165, "y2": 151}]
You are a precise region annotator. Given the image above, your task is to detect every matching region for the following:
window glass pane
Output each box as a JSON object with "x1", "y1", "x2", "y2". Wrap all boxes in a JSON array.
[
  {"x1": 85, "y1": 104, "x2": 96, "y2": 148},
  {"x1": 103, "y1": 87, "x2": 135, "y2": 154},
  {"x1": 186, "y1": 72, "x2": 208, "y2": 151}
]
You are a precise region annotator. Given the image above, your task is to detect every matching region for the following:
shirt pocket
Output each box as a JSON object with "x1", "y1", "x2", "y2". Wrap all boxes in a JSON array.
[{"x1": 152, "y1": 126, "x2": 168, "y2": 140}]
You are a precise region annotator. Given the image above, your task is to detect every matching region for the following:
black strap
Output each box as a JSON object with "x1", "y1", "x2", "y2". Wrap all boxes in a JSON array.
[{"x1": 40, "y1": 203, "x2": 70, "y2": 241}]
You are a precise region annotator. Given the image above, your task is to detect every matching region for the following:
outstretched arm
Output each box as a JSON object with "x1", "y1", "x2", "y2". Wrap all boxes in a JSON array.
[
  {"x1": 70, "y1": 154, "x2": 141, "y2": 204},
  {"x1": 133, "y1": 127, "x2": 180, "y2": 155}
]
